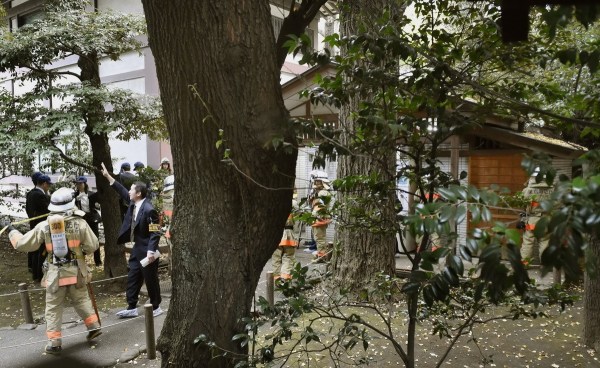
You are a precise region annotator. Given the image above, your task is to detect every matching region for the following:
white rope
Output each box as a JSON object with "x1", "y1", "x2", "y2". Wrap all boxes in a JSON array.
[{"x1": 0, "y1": 313, "x2": 156, "y2": 350}]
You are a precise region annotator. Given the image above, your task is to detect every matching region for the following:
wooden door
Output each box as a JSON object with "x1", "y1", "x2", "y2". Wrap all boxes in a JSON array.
[{"x1": 468, "y1": 153, "x2": 528, "y2": 228}]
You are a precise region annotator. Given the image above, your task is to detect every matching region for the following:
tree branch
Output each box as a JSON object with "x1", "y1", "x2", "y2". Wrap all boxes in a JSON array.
[
  {"x1": 24, "y1": 63, "x2": 82, "y2": 82},
  {"x1": 433, "y1": 57, "x2": 600, "y2": 130},
  {"x1": 276, "y1": 0, "x2": 328, "y2": 69},
  {"x1": 50, "y1": 143, "x2": 97, "y2": 173}
]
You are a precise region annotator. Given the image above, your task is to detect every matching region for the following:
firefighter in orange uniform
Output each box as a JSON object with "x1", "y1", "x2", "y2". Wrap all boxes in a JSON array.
[
  {"x1": 271, "y1": 196, "x2": 299, "y2": 280},
  {"x1": 5, "y1": 187, "x2": 100, "y2": 354},
  {"x1": 520, "y1": 176, "x2": 553, "y2": 264},
  {"x1": 311, "y1": 179, "x2": 332, "y2": 261}
]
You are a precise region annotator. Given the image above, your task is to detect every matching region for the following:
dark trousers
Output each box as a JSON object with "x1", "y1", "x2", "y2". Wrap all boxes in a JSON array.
[
  {"x1": 28, "y1": 244, "x2": 45, "y2": 282},
  {"x1": 87, "y1": 220, "x2": 102, "y2": 266},
  {"x1": 126, "y1": 255, "x2": 161, "y2": 310}
]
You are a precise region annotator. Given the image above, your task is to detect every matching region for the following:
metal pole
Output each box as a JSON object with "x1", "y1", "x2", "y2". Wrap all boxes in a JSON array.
[
  {"x1": 266, "y1": 271, "x2": 274, "y2": 307},
  {"x1": 144, "y1": 304, "x2": 157, "y2": 360},
  {"x1": 18, "y1": 283, "x2": 34, "y2": 324}
]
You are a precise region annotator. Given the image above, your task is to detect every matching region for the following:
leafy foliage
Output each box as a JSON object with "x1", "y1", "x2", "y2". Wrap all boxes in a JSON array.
[
  {"x1": 0, "y1": 0, "x2": 166, "y2": 171},
  {"x1": 266, "y1": 1, "x2": 600, "y2": 366}
]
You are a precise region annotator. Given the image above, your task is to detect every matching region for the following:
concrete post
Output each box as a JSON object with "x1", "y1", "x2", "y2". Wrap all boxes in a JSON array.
[
  {"x1": 144, "y1": 304, "x2": 157, "y2": 360},
  {"x1": 266, "y1": 271, "x2": 274, "y2": 307},
  {"x1": 18, "y1": 283, "x2": 33, "y2": 324}
]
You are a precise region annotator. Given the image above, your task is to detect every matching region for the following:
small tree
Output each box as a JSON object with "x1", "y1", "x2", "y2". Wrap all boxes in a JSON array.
[{"x1": 0, "y1": 0, "x2": 164, "y2": 276}]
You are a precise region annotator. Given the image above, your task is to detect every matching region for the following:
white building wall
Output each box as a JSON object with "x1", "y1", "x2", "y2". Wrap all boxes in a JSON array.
[
  {"x1": 99, "y1": 51, "x2": 145, "y2": 78},
  {"x1": 97, "y1": 0, "x2": 144, "y2": 14}
]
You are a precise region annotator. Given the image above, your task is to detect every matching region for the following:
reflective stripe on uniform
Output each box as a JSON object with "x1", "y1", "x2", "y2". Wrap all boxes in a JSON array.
[
  {"x1": 279, "y1": 239, "x2": 297, "y2": 246},
  {"x1": 84, "y1": 314, "x2": 99, "y2": 326},
  {"x1": 45, "y1": 242, "x2": 53, "y2": 252},
  {"x1": 58, "y1": 276, "x2": 77, "y2": 286},
  {"x1": 531, "y1": 201, "x2": 539, "y2": 208},
  {"x1": 163, "y1": 210, "x2": 173, "y2": 217},
  {"x1": 8, "y1": 231, "x2": 23, "y2": 247},
  {"x1": 47, "y1": 330, "x2": 62, "y2": 339},
  {"x1": 67, "y1": 239, "x2": 81, "y2": 248},
  {"x1": 525, "y1": 224, "x2": 535, "y2": 231}
]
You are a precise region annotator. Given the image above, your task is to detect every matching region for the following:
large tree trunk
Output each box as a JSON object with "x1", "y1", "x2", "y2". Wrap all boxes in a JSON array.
[
  {"x1": 141, "y1": 1, "x2": 296, "y2": 366},
  {"x1": 584, "y1": 235, "x2": 600, "y2": 351},
  {"x1": 331, "y1": 0, "x2": 399, "y2": 291},
  {"x1": 78, "y1": 53, "x2": 128, "y2": 278}
]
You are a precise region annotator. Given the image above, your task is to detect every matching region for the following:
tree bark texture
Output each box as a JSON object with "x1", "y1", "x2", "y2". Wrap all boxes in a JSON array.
[
  {"x1": 78, "y1": 53, "x2": 128, "y2": 279},
  {"x1": 584, "y1": 236, "x2": 600, "y2": 351},
  {"x1": 332, "y1": 0, "x2": 399, "y2": 291},
  {"x1": 141, "y1": 1, "x2": 296, "y2": 367}
]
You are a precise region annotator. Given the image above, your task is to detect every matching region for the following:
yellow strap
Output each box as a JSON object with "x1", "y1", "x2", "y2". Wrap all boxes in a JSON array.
[{"x1": 0, "y1": 213, "x2": 50, "y2": 236}]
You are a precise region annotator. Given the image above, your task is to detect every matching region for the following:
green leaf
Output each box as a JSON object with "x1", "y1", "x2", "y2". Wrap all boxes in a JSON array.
[
  {"x1": 505, "y1": 228, "x2": 522, "y2": 246},
  {"x1": 458, "y1": 245, "x2": 472, "y2": 262},
  {"x1": 439, "y1": 205, "x2": 455, "y2": 223},
  {"x1": 423, "y1": 285, "x2": 435, "y2": 306},
  {"x1": 556, "y1": 48, "x2": 577, "y2": 65},
  {"x1": 587, "y1": 50, "x2": 600, "y2": 73},
  {"x1": 447, "y1": 254, "x2": 464, "y2": 276},
  {"x1": 455, "y1": 205, "x2": 467, "y2": 224},
  {"x1": 442, "y1": 267, "x2": 459, "y2": 287},
  {"x1": 467, "y1": 185, "x2": 480, "y2": 201},
  {"x1": 438, "y1": 187, "x2": 457, "y2": 201},
  {"x1": 481, "y1": 206, "x2": 492, "y2": 223},
  {"x1": 401, "y1": 281, "x2": 420, "y2": 295},
  {"x1": 533, "y1": 217, "x2": 549, "y2": 238}
]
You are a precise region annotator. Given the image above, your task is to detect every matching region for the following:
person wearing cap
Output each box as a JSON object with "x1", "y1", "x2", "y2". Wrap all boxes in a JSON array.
[
  {"x1": 160, "y1": 157, "x2": 172, "y2": 174},
  {"x1": 133, "y1": 161, "x2": 145, "y2": 173},
  {"x1": 4, "y1": 187, "x2": 101, "y2": 354},
  {"x1": 24, "y1": 173, "x2": 52, "y2": 283},
  {"x1": 73, "y1": 176, "x2": 102, "y2": 266},
  {"x1": 100, "y1": 162, "x2": 163, "y2": 318}
]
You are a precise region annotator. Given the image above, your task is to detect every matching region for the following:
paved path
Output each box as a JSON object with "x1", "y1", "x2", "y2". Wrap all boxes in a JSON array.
[{"x1": 0, "y1": 249, "x2": 556, "y2": 368}]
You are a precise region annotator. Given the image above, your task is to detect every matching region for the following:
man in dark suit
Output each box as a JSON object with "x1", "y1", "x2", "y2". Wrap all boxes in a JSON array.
[
  {"x1": 24, "y1": 173, "x2": 52, "y2": 283},
  {"x1": 100, "y1": 163, "x2": 163, "y2": 318}
]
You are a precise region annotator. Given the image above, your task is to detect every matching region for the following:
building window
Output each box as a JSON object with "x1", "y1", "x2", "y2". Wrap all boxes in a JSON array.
[{"x1": 17, "y1": 10, "x2": 45, "y2": 28}]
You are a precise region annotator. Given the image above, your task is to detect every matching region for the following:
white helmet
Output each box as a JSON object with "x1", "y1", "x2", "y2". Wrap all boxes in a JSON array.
[
  {"x1": 161, "y1": 157, "x2": 170, "y2": 164},
  {"x1": 164, "y1": 175, "x2": 175, "y2": 192},
  {"x1": 48, "y1": 187, "x2": 75, "y2": 212},
  {"x1": 310, "y1": 169, "x2": 328, "y2": 181}
]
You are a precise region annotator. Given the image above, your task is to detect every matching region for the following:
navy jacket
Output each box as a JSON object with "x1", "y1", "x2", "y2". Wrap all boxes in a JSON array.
[{"x1": 112, "y1": 181, "x2": 160, "y2": 260}]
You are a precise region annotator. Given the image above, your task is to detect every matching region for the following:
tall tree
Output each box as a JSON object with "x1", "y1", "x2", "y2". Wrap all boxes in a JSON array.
[
  {"x1": 141, "y1": 0, "x2": 323, "y2": 366},
  {"x1": 331, "y1": 0, "x2": 403, "y2": 290},
  {"x1": 0, "y1": 0, "x2": 162, "y2": 277}
]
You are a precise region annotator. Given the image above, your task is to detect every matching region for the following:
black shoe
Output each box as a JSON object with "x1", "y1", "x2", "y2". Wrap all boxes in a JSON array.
[
  {"x1": 86, "y1": 328, "x2": 102, "y2": 341},
  {"x1": 45, "y1": 345, "x2": 62, "y2": 354}
]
